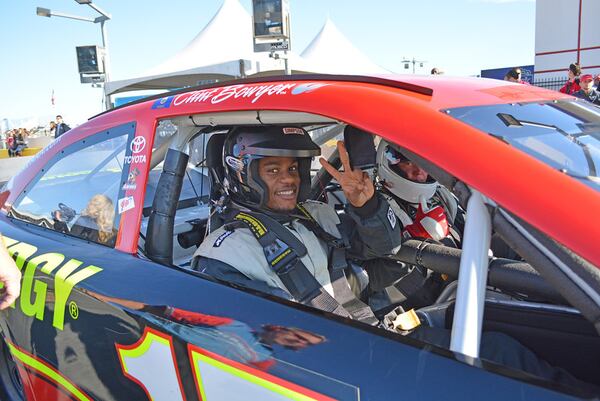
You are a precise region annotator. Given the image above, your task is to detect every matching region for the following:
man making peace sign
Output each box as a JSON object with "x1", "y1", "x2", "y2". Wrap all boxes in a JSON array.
[{"x1": 194, "y1": 126, "x2": 400, "y2": 319}]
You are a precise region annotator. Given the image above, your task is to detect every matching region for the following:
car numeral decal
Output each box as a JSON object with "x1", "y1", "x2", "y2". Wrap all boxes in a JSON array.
[
  {"x1": 116, "y1": 327, "x2": 187, "y2": 401},
  {"x1": 188, "y1": 344, "x2": 337, "y2": 401},
  {"x1": 116, "y1": 327, "x2": 337, "y2": 401}
]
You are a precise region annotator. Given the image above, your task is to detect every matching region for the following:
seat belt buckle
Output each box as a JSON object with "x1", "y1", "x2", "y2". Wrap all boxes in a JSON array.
[
  {"x1": 392, "y1": 309, "x2": 421, "y2": 332},
  {"x1": 382, "y1": 307, "x2": 421, "y2": 333}
]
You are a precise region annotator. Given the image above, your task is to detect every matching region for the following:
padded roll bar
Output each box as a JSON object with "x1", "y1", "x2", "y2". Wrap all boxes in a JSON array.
[
  {"x1": 145, "y1": 148, "x2": 189, "y2": 265},
  {"x1": 394, "y1": 240, "x2": 564, "y2": 303}
]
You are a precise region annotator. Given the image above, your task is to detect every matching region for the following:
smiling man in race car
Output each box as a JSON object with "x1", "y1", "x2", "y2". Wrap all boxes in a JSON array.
[{"x1": 193, "y1": 125, "x2": 401, "y2": 324}]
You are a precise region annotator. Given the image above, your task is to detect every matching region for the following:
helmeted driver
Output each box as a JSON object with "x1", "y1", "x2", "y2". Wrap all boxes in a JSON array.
[
  {"x1": 377, "y1": 139, "x2": 515, "y2": 260},
  {"x1": 360, "y1": 139, "x2": 463, "y2": 312},
  {"x1": 193, "y1": 125, "x2": 401, "y2": 323},
  {"x1": 376, "y1": 139, "x2": 462, "y2": 245}
]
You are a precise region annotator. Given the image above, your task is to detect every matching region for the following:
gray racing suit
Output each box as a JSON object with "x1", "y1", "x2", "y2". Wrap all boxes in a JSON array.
[{"x1": 193, "y1": 193, "x2": 401, "y2": 301}]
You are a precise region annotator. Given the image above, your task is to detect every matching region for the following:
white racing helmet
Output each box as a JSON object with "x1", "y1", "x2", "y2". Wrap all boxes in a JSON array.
[{"x1": 376, "y1": 139, "x2": 437, "y2": 204}]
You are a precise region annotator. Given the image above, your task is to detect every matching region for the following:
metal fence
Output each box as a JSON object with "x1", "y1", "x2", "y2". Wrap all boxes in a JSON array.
[{"x1": 532, "y1": 77, "x2": 566, "y2": 92}]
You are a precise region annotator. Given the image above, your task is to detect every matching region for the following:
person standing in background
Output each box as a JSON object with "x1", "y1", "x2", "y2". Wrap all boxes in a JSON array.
[
  {"x1": 574, "y1": 74, "x2": 600, "y2": 105},
  {"x1": 14, "y1": 133, "x2": 27, "y2": 157},
  {"x1": 6, "y1": 132, "x2": 15, "y2": 158},
  {"x1": 504, "y1": 67, "x2": 529, "y2": 84},
  {"x1": 559, "y1": 63, "x2": 581, "y2": 95},
  {"x1": 54, "y1": 115, "x2": 71, "y2": 139},
  {"x1": 8, "y1": 133, "x2": 18, "y2": 158},
  {"x1": 49, "y1": 121, "x2": 57, "y2": 137}
]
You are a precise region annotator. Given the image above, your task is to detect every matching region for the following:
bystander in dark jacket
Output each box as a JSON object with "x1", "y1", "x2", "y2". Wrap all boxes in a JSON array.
[
  {"x1": 574, "y1": 74, "x2": 600, "y2": 105},
  {"x1": 54, "y1": 115, "x2": 71, "y2": 138}
]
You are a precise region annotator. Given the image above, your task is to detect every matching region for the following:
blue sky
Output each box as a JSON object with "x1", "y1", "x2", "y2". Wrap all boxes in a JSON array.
[{"x1": 0, "y1": 0, "x2": 535, "y2": 126}]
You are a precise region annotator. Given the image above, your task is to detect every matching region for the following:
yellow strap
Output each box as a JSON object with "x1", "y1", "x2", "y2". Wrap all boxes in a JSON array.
[
  {"x1": 234, "y1": 212, "x2": 267, "y2": 237},
  {"x1": 393, "y1": 309, "x2": 421, "y2": 331},
  {"x1": 295, "y1": 204, "x2": 316, "y2": 222}
]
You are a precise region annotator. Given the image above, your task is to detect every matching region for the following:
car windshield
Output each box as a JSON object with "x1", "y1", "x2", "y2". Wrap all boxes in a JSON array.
[{"x1": 445, "y1": 100, "x2": 600, "y2": 192}]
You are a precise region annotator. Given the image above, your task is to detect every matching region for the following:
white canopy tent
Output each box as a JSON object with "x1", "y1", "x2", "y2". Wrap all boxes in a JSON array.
[
  {"x1": 300, "y1": 18, "x2": 390, "y2": 75},
  {"x1": 105, "y1": 1, "x2": 390, "y2": 97},
  {"x1": 105, "y1": 0, "x2": 312, "y2": 96}
]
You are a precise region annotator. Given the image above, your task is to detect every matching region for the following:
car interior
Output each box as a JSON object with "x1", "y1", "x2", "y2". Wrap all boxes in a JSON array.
[{"x1": 137, "y1": 111, "x2": 600, "y2": 393}]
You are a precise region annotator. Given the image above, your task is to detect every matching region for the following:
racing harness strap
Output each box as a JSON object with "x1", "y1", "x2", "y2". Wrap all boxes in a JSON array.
[
  {"x1": 295, "y1": 205, "x2": 378, "y2": 325},
  {"x1": 225, "y1": 208, "x2": 377, "y2": 325}
]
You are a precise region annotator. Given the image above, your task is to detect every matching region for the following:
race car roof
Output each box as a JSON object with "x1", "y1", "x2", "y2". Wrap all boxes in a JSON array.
[{"x1": 94, "y1": 74, "x2": 573, "y2": 120}]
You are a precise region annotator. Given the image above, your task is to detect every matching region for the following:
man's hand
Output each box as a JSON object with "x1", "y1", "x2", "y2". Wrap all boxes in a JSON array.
[
  {"x1": 319, "y1": 141, "x2": 375, "y2": 208},
  {"x1": 0, "y1": 235, "x2": 21, "y2": 310}
]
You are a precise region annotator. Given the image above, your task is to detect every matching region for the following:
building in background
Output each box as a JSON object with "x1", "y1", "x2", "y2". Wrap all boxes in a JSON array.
[{"x1": 535, "y1": 0, "x2": 600, "y2": 80}]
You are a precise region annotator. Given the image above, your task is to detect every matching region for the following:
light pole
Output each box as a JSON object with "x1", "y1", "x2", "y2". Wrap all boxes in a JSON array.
[
  {"x1": 401, "y1": 57, "x2": 427, "y2": 74},
  {"x1": 36, "y1": 1, "x2": 113, "y2": 110},
  {"x1": 252, "y1": 0, "x2": 292, "y2": 75}
]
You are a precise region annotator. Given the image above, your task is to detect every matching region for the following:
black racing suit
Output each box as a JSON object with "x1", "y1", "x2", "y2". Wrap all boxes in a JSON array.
[{"x1": 364, "y1": 186, "x2": 463, "y2": 312}]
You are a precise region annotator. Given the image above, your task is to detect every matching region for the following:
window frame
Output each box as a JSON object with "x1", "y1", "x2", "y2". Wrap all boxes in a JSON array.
[{"x1": 10, "y1": 122, "x2": 137, "y2": 247}]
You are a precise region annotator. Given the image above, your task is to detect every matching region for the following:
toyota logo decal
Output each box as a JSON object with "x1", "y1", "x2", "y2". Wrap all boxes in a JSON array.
[{"x1": 130, "y1": 136, "x2": 146, "y2": 154}]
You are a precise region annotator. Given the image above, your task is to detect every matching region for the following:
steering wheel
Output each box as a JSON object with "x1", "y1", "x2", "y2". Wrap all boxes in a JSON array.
[{"x1": 52, "y1": 202, "x2": 77, "y2": 223}]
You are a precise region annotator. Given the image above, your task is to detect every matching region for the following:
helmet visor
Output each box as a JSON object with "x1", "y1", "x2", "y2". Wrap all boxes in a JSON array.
[{"x1": 384, "y1": 145, "x2": 407, "y2": 165}]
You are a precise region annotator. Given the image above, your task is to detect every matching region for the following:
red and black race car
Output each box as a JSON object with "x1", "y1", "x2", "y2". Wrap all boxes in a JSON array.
[{"x1": 0, "y1": 75, "x2": 599, "y2": 401}]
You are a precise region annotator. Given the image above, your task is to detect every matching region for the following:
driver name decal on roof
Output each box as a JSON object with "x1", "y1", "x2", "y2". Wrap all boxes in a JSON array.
[
  {"x1": 159, "y1": 82, "x2": 328, "y2": 109},
  {"x1": 3, "y1": 235, "x2": 103, "y2": 331}
]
